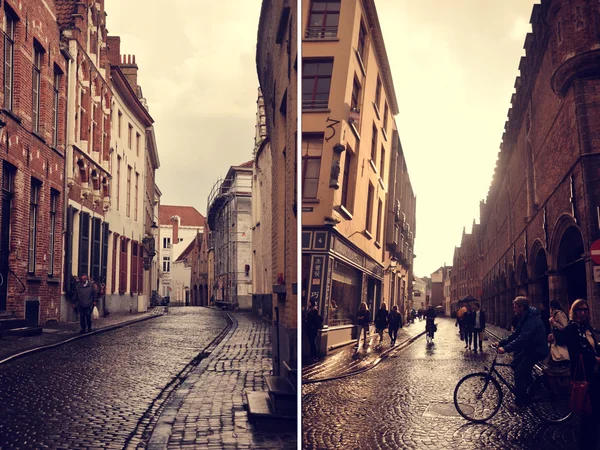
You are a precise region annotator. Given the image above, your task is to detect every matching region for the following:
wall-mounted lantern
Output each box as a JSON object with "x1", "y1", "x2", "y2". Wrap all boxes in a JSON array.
[{"x1": 329, "y1": 143, "x2": 346, "y2": 190}]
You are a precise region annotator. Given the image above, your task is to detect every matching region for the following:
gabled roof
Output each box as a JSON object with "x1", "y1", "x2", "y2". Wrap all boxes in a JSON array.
[
  {"x1": 159, "y1": 205, "x2": 205, "y2": 227},
  {"x1": 238, "y1": 160, "x2": 253, "y2": 168},
  {"x1": 175, "y1": 239, "x2": 196, "y2": 262}
]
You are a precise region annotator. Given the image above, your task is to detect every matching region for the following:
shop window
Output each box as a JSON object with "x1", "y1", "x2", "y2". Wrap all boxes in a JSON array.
[{"x1": 329, "y1": 261, "x2": 360, "y2": 326}]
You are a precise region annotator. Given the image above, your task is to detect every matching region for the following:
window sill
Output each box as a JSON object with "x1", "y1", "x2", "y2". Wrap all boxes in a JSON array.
[
  {"x1": 369, "y1": 158, "x2": 378, "y2": 174},
  {"x1": 372, "y1": 102, "x2": 381, "y2": 120},
  {"x1": 349, "y1": 122, "x2": 360, "y2": 140},
  {"x1": 303, "y1": 37, "x2": 340, "y2": 42},
  {"x1": 27, "y1": 275, "x2": 43, "y2": 282},
  {"x1": 381, "y1": 127, "x2": 388, "y2": 142},
  {"x1": 355, "y1": 49, "x2": 366, "y2": 77},
  {"x1": 374, "y1": 241, "x2": 382, "y2": 249},
  {"x1": 47, "y1": 277, "x2": 60, "y2": 284},
  {"x1": 302, "y1": 107, "x2": 331, "y2": 113},
  {"x1": 302, "y1": 198, "x2": 320, "y2": 204},
  {"x1": 32, "y1": 131, "x2": 46, "y2": 144},
  {"x1": 364, "y1": 229, "x2": 373, "y2": 240},
  {"x1": 335, "y1": 205, "x2": 353, "y2": 220},
  {"x1": 378, "y1": 178, "x2": 386, "y2": 191},
  {"x1": 2, "y1": 108, "x2": 22, "y2": 124}
]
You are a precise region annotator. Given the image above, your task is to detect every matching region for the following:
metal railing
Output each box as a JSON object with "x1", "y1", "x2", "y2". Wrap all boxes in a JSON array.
[{"x1": 305, "y1": 25, "x2": 338, "y2": 39}]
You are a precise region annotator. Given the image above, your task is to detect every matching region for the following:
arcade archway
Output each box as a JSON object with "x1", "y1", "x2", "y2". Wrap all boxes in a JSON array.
[{"x1": 557, "y1": 226, "x2": 586, "y2": 308}]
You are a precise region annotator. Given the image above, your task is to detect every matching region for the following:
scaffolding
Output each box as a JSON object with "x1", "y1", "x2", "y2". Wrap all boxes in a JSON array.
[{"x1": 206, "y1": 170, "x2": 252, "y2": 308}]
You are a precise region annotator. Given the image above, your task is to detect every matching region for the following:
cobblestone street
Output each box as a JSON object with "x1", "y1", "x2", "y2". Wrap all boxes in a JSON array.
[
  {"x1": 302, "y1": 317, "x2": 581, "y2": 450},
  {"x1": 0, "y1": 307, "x2": 295, "y2": 449}
]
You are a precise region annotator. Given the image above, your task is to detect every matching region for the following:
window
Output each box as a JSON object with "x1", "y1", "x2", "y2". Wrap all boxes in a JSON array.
[
  {"x1": 357, "y1": 21, "x2": 367, "y2": 62},
  {"x1": 376, "y1": 199, "x2": 383, "y2": 243},
  {"x1": 4, "y1": 9, "x2": 15, "y2": 110},
  {"x1": 111, "y1": 233, "x2": 119, "y2": 293},
  {"x1": 78, "y1": 212, "x2": 90, "y2": 278},
  {"x1": 131, "y1": 241, "x2": 138, "y2": 293},
  {"x1": 163, "y1": 237, "x2": 171, "y2": 249},
  {"x1": 380, "y1": 145, "x2": 385, "y2": 177},
  {"x1": 48, "y1": 190, "x2": 59, "y2": 275},
  {"x1": 366, "y1": 182, "x2": 374, "y2": 233},
  {"x1": 306, "y1": 0, "x2": 340, "y2": 38},
  {"x1": 163, "y1": 256, "x2": 170, "y2": 273},
  {"x1": 134, "y1": 172, "x2": 139, "y2": 220},
  {"x1": 302, "y1": 59, "x2": 333, "y2": 109},
  {"x1": 351, "y1": 76, "x2": 361, "y2": 112},
  {"x1": 341, "y1": 146, "x2": 354, "y2": 212},
  {"x1": 136, "y1": 132, "x2": 140, "y2": 156},
  {"x1": 383, "y1": 103, "x2": 389, "y2": 132},
  {"x1": 90, "y1": 217, "x2": 101, "y2": 282},
  {"x1": 371, "y1": 124, "x2": 377, "y2": 162},
  {"x1": 375, "y1": 76, "x2": 381, "y2": 112},
  {"x1": 116, "y1": 156, "x2": 121, "y2": 211},
  {"x1": 302, "y1": 135, "x2": 323, "y2": 198},
  {"x1": 119, "y1": 238, "x2": 128, "y2": 293},
  {"x1": 28, "y1": 180, "x2": 41, "y2": 273},
  {"x1": 32, "y1": 45, "x2": 43, "y2": 133},
  {"x1": 126, "y1": 166, "x2": 131, "y2": 217},
  {"x1": 52, "y1": 71, "x2": 60, "y2": 147},
  {"x1": 101, "y1": 222, "x2": 109, "y2": 283},
  {"x1": 128, "y1": 124, "x2": 133, "y2": 148}
]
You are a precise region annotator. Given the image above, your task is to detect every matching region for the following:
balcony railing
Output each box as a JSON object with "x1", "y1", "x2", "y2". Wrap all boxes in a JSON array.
[
  {"x1": 305, "y1": 26, "x2": 338, "y2": 39},
  {"x1": 302, "y1": 98, "x2": 330, "y2": 110}
]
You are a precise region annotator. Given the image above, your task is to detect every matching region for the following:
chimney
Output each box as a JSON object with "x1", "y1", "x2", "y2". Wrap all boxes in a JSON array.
[
  {"x1": 120, "y1": 54, "x2": 138, "y2": 91},
  {"x1": 171, "y1": 215, "x2": 180, "y2": 244},
  {"x1": 107, "y1": 36, "x2": 121, "y2": 66}
]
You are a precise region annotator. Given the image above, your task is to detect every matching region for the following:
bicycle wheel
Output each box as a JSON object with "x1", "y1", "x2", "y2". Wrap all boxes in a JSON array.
[
  {"x1": 454, "y1": 372, "x2": 503, "y2": 422},
  {"x1": 529, "y1": 375, "x2": 572, "y2": 423}
]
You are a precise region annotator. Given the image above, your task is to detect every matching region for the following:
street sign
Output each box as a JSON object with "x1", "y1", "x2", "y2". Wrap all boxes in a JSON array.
[
  {"x1": 591, "y1": 239, "x2": 600, "y2": 265},
  {"x1": 594, "y1": 266, "x2": 600, "y2": 283}
]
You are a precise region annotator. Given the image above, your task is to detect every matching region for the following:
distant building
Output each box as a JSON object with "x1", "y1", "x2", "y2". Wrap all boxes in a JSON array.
[
  {"x1": 412, "y1": 276, "x2": 427, "y2": 311},
  {"x1": 206, "y1": 163, "x2": 253, "y2": 309},
  {"x1": 430, "y1": 265, "x2": 451, "y2": 310},
  {"x1": 158, "y1": 205, "x2": 205, "y2": 302}
]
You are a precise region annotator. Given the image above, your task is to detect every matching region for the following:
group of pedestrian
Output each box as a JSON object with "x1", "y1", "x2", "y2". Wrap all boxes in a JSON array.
[
  {"x1": 455, "y1": 302, "x2": 486, "y2": 353},
  {"x1": 357, "y1": 302, "x2": 403, "y2": 349},
  {"x1": 495, "y1": 296, "x2": 600, "y2": 449}
]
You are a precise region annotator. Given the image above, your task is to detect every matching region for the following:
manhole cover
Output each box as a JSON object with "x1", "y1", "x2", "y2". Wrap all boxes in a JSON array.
[{"x1": 423, "y1": 402, "x2": 464, "y2": 418}]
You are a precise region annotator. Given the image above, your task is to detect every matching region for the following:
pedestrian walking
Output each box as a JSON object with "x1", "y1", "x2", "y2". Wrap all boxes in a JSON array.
[
  {"x1": 388, "y1": 305, "x2": 402, "y2": 346},
  {"x1": 73, "y1": 274, "x2": 97, "y2": 333},
  {"x1": 472, "y1": 302, "x2": 486, "y2": 354},
  {"x1": 304, "y1": 299, "x2": 323, "y2": 362},
  {"x1": 456, "y1": 304, "x2": 467, "y2": 340},
  {"x1": 563, "y1": 299, "x2": 600, "y2": 450},
  {"x1": 375, "y1": 302, "x2": 389, "y2": 347},
  {"x1": 356, "y1": 302, "x2": 371, "y2": 349},
  {"x1": 463, "y1": 304, "x2": 475, "y2": 350}
]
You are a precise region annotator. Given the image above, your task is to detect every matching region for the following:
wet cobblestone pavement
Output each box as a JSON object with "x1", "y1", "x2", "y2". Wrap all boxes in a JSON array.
[
  {"x1": 302, "y1": 317, "x2": 581, "y2": 450},
  {"x1": 148, "y1": 312, "x2": 297, "y2": 450},
  {"x1": 0, "y1": 308, "x2": 228, "y2": 448}
]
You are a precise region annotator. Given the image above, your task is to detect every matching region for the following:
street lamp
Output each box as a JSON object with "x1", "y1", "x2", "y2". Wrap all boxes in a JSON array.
[{"x1": 383, "y1": 257, "x2": 398, "y2": 274}]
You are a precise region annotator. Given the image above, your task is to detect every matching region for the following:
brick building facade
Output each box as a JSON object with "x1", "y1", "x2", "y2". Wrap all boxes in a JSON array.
[
  {"x1": 256, "y1": 0, "x2": 298, "y2": 377},
  {"x1": 452, "y1": 0, "x2": 600, "y2": 327},
  {"x1": 0, "y1": 0, "x2": 68, "y2": 324}
]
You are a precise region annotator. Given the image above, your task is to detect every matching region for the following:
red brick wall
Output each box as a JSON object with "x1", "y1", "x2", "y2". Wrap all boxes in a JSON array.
[{"x1": 0, "y1": 0, "x2": 68, "y2": 323}]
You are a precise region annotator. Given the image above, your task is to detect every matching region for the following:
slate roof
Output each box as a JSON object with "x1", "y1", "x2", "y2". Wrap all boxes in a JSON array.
[
  {"x1": 159, "y1": 205, "x2": 205, "y2": 227},
  {"x1": 56, "y1": 0, "x2": 78, "y2": 29}
]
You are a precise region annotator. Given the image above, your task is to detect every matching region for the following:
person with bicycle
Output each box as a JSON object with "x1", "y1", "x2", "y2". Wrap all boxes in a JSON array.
[
  {"x1": 424, "y1": 305, "x2": 436, "y2": 342},
  {"x1": 498, "y1": 296, "x2": 549, "y2": 411}
]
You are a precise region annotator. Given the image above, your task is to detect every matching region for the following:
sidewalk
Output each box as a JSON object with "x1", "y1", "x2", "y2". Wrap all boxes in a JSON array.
[
  {"x1": 302, "y1": 318, "x2": 427, "y2": 383},
  {"x1": 0, "y1": 307, "x2": 165, "y2": 363},
  {"x1": 147, "y1": 311, "x2": 296, "y2": 450}
]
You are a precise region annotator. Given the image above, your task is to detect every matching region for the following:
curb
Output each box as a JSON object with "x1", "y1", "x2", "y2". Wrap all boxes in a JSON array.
[
  {"x1": 302, "y1": 330, "x2": 426, "y2": 384},
  {"x1": 0, "y1": 311, "x2": 164, "y2": 366}
]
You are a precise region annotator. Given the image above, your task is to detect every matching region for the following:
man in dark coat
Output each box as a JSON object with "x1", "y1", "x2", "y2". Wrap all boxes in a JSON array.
[
  {"x1": 304, "y1": 299, "x2": 323, "y2": 362},
  {"x1": 499, "y1": 296, "x2": 549, "y2": 409},
  {"x1": 74, "y1": 274, "x2": 96, "y2": 333},
  {"x1": 472, "y1": 302, "x2": 486, "y2": 354},
  {"x1": 463, "y1": 304, "x2": 475, "y2": 350}
]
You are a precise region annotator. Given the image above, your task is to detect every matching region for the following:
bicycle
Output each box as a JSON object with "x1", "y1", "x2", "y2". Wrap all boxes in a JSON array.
[{"x1": 453, "y1": 344, "x2": 572, "y2": 423}]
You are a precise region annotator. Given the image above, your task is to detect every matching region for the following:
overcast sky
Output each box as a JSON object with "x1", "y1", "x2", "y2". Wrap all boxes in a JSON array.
[
  {"x1": 104, "y1": 0, "x2": 261, "y2": 217},
  {"x1": 377, "y1": 0, "x2": 538, "y2": 277},
  {"x1": 104, "y1": 0, "x2": 539, "y2": 278}
]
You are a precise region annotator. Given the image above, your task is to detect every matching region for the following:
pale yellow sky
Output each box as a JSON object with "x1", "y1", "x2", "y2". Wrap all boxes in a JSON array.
[{"x1": 377, "y1": 0, "x2": 538, "y2": 277}]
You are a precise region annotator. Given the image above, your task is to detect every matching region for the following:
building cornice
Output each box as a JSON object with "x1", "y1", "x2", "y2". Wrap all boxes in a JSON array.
[{"x1": 110, "y1": 66, "x2": 154, "y2": 127}]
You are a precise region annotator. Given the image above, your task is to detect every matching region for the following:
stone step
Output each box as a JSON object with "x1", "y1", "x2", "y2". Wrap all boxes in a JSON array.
[
  {"x1": 265, "y1": 375, "x2": 297, "y2": 414},
  {"x1": 4, "y1": 326, "x2": 43, "y2": 337},
  {"x1": 245, "y1": 391, "x2": 295, "y2": 430},
  {"x1": 0, "y1": 318, "x2": 29, "y2": 331}
]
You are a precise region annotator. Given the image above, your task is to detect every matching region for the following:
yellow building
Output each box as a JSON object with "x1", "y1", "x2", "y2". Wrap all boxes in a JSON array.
[{"x1": 302, "y1": 0, "x2": 414, "y2": 354}]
